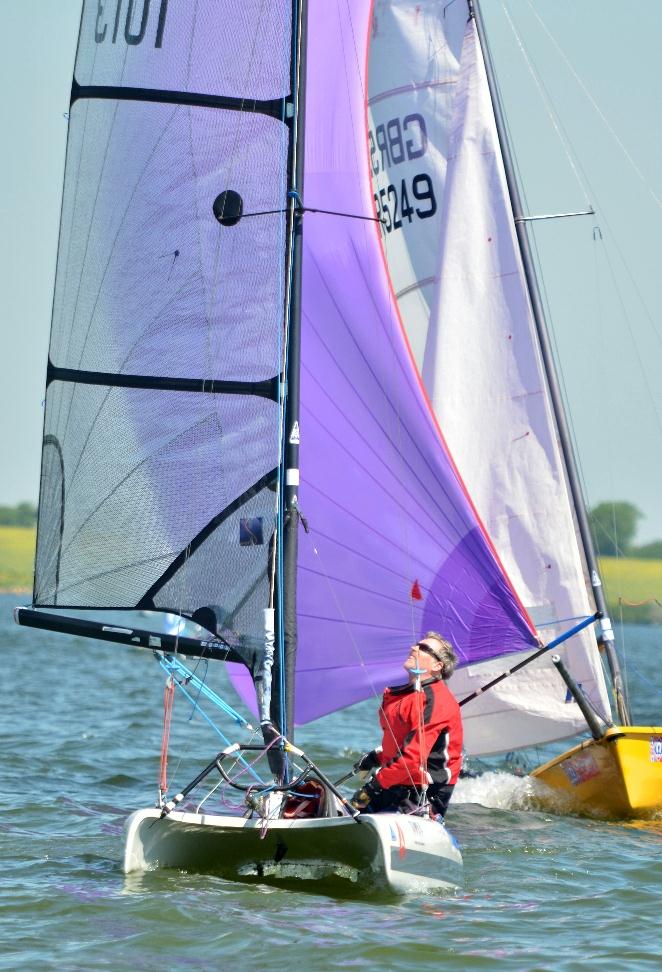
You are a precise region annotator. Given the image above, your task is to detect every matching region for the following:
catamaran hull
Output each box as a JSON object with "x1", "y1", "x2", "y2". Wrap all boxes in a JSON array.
[
  {"x1": 123, "y1": 808, "x2": 462, "y2": 894},
  {"x1": 531, "y1": 726, "x2": 662, "y2": 818}
]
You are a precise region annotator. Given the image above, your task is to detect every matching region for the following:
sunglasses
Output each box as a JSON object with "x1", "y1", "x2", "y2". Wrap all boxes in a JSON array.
[{"x1": 415, "y1": 642, "x2": 442, "y2": 663}]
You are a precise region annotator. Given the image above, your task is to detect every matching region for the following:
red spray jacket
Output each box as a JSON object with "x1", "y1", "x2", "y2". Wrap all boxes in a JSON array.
[{"x1": 374, "y1": 677, "x2": 463, "y2": 789}]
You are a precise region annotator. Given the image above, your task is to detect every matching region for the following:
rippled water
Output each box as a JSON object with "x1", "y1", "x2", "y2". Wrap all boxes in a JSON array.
[{"x1": 1, "y1": 594, "x2": 660, "y2": 970}]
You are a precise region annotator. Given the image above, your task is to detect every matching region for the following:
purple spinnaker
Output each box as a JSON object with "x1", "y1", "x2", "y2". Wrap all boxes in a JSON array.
[
  {"x1": 225, "y1": 1, "x2": 537, "y2": 725},
  {"x1": 290, "y1": 1, "x2": 537, "y2": 723}
]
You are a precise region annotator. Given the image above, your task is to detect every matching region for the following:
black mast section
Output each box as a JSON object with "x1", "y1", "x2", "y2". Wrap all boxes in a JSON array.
[
  {"x1": 271, "y1": 0, "x2": 308, "y2": 743},
  {"x1": 470, "y1": 0, "x2": 630, "y2": 723}
]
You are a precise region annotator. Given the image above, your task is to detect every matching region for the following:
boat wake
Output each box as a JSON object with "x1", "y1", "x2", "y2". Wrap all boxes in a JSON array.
[
  {"x1": 453, "y1": 770, "x2": 585, "y2": 818},
  {"x1": 454, "y1": 769, "x2": 662, "y2": 822},
  {"x1": 454, "y1": 771, "x2": 539, "y2": 812}
]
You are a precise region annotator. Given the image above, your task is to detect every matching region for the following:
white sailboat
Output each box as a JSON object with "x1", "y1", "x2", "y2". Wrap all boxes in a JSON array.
[{"x1": 15, "y1": 0, "x2": 660, "y2": 897}]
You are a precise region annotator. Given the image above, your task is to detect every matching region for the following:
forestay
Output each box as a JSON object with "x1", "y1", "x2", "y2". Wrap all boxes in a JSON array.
[{"x1": 368, "y1": 1, "x2": 611, "y2": 754}]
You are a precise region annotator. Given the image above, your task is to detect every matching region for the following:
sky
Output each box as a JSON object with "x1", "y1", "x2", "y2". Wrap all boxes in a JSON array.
[{"x1": 1, "y1": 1, "x2": 661, "y2": 542}]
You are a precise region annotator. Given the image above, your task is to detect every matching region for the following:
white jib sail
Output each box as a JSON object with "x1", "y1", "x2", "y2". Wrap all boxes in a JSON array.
[
  {"x1": 369, "y1": 4, "x2": 612, "y2": 756},
  {"x1": 367, "y1": 0, "x2": 467, "y2": 366}
]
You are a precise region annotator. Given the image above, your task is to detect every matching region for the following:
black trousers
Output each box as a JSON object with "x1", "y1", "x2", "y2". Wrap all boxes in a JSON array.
[{"x1": 367, "y1": 782, "x2": 455, "y2": 818}]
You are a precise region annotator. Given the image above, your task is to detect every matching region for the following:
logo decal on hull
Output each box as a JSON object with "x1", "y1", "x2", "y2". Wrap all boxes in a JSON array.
[
  {"x1": 562, "y1": 751, "x2": 600, "y2": 786},
  {"x1": 651, "y1": 737, "x2": 662, "y2": 763},
  {"x1": 395, "y1": 822, "x2": 407, "y2": 859}
]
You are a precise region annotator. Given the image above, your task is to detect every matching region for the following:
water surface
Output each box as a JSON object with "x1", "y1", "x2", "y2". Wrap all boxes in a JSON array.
[{"x1": 1, "y1": 595, "x2": 660, "y2": 970}]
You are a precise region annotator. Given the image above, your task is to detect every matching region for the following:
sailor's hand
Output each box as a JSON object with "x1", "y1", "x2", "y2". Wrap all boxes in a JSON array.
[
  {"x1": 349, "y1": 775, "x2": 383, "y2": 811},
  {"x1": 352, "y1": 747, "x2": 382, "y2": 773}
]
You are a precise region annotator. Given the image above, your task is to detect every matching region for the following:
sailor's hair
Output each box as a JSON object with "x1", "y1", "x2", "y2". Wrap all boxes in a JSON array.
[{"x1": 423, "y1": 632, "x2": 458, "y2": 680}]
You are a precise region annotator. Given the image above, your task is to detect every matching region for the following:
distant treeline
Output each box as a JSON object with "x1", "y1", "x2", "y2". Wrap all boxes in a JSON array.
[
  {"x1": 590, "y1": 502, "x2": 662, "y2": 559},
  {"x1": 0, "y1": 503, "x2": 37, "y2": 527}
]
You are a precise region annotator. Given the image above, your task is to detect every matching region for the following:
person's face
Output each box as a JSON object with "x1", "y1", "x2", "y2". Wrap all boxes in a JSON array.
[{"x1": 404, "y1": 639, "x2": 443, "y2": 680}]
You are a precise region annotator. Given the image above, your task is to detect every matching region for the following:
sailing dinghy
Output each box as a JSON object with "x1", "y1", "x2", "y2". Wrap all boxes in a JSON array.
[
  {"x1": 16, "y1": 0, "x2": 496, "y2": 894},
  {"x1": 16, "y1": 0, "x2": 660, "y2": 893}
]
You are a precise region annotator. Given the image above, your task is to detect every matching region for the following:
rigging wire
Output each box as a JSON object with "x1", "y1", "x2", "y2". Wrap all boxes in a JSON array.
[
  {"x1": 500, "y1": 0, "x2": 606, "y2": 490},
  {"x1": 159, "y1": 676, "x2": 175, "y2": 802},
  {"x1": 495, "y1": 0, "x2": 662, "y2": 704},
  {"x1": 502, "y1": 1, "x2": 662, "y2": 394},
  {"x1": 521, "y1": 0, "x2": 662, "y2": 214},
  {"x1": 501, "y1": 2, "x2": 591, "y2": 207},
  {"x1": 157, "y1": 656, "x2": 265, "y2": 786},
  {"x1": 493, "y1": 4, "x2": 594, "y2": 520}
]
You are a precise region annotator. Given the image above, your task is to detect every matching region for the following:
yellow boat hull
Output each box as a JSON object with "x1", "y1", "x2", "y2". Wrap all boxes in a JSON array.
[{"x1": 531, "y1": 726, "x2": 662, "y2": 818}]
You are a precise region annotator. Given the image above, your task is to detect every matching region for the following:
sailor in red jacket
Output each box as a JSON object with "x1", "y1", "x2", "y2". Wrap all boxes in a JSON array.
[{"x1": 350, "y1": 632, "x2": 463, "y2": 818}]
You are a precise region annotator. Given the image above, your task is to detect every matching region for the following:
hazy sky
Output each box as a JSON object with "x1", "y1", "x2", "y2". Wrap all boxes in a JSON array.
[{"x1": 1, "y1": 1, "x2": 661, "y2": 542}]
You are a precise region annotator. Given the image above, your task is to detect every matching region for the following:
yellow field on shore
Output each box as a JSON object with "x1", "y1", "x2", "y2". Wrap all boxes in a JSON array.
[
  {"x1": 0, "y1": 528, "x2": 660, "y2": 621},
  {"x1": 0, "y1": 525, "x2": 35, "y2": 592},
  {"x1": 600, "y1": 556, "x2": 662, "y2": 623}
]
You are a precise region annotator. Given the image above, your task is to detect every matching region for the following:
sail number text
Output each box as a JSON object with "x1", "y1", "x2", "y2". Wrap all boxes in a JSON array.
[
  {"x1": 369, "y1": 114, "x2": 428, "y2": 174},
  {"x1": 374, "y1": 176, "x2": 437, "y2": 233},
  {"x1": 95, "y1": 0, "x2": 168, "y2": 47},
  {"x1": 369, "y1": 113, "x2": 437, "y2": 232}
]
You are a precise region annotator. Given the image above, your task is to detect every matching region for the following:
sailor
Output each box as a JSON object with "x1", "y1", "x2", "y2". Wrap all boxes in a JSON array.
[{"x1": 349, "y1": 633, "x2": 463, "y2": 818}]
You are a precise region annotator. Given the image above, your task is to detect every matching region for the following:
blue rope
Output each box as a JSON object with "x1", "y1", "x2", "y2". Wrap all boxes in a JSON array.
[
  {"x1": 544, "y1": 614, "x2": 596, "y2": 651},
  {"x1": 157, "y1": 659, "x2": 265, "y2": 786},
  {"x1": 184, "y1": 658, "x2": 208, "y2": 723},
  {"x1": 536, "y1": 614, "x2": 593, "y2": 628},
  {"x1": 159, "y1": 654, "x2": 253, "y2": 728}
]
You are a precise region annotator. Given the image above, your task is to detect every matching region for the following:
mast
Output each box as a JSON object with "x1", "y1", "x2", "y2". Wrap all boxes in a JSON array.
[
  {"x1": 470, "y1": 0, "x2": 630, "y2": 723},
  {"x1": 273, "y1": 0, "x2": 308, "y2": 742}
]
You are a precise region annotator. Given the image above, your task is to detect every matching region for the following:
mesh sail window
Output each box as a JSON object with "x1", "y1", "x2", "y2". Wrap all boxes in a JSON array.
[{"x1": 33, "y1": 0, "x2": 293, "y2": 656}]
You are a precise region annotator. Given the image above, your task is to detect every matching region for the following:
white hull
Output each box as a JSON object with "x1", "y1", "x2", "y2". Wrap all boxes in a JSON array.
[{"x1": 124, "y1": 808, "x2": 462, "y2": 895}]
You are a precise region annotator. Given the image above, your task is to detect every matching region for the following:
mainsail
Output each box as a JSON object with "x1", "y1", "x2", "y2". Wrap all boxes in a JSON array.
[
  {"x1": 368, "y1": 0, "x2": 612, "y2": 753},
  {"x1": 32, "y1": 2, "x2": 297, "y2": 703}
]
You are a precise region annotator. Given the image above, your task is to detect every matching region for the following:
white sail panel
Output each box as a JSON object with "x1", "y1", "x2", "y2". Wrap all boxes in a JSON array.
[
  {"x1": 50, "y1": 101, "x2": 287, "y2": 381},
  {"x1": 76, "y1": 0, "x2": 292, "y2": 100},
  {"x1": 421, "y1": 19, "x2": 611, "y2": 752},
  {"x1": 367, "y1": 0, "x2": 467, "y2": 364},
  {"x1": 453, "y1": 646, "x2": 612, "y2": 757}
]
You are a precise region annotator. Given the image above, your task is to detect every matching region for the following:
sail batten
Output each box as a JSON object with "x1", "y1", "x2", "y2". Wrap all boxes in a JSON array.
[
  {"x1": 47, "y1": 362, "x2": 279, "y2": 399},
  {"x1": 71, "y1": 81, "x2": 289, "y2": 121}
]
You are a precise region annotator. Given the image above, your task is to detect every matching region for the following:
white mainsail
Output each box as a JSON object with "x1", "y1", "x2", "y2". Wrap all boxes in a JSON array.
[{"x1": 369, "y1": 2, "x2": 612, "y2": 755}]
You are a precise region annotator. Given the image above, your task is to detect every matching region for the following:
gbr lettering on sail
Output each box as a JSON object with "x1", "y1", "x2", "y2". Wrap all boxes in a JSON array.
[{"x1": 369, "y1": 114, "x2": 437, "y2": 234}]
